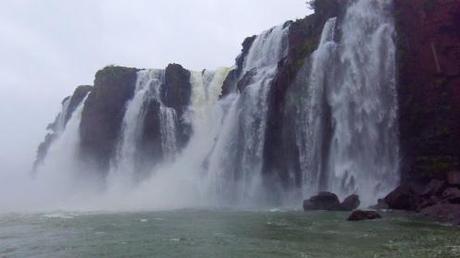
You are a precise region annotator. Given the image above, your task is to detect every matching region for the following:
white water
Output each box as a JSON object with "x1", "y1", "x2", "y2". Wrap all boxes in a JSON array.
[
  {"x1": 110, "y1": 70, "x2": 163, "y2": 185},
  {"x1": 206, "y1": 25, "x2": 289, "y2": 204},
  {"x1": 1, "y1": 1, "x2": 400, "y2": 211},
  {"x1": 300, "y1": 0, "x2": 399, "y2": 205}
]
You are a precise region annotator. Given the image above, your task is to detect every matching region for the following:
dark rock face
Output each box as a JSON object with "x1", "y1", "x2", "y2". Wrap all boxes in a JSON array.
[
  {"x1": 221, "y1": 35, "x2": 257, "y2": 97},
  {"x1": 33, "y1": 85, "x2": 93, "y2": 171},
  {"x1": 347, "y1": 210, "x2": 382, "y2": 221},
  {"x1": 161, "y1": 64, "x2": 192, "y2": 148},
  {"x1": 341, "y1": 194, "x2": 360, "y2": 211},
  {"x1": 395, "y1": 0, "x2": 460, "y2": 183},
  {"x1": 384, "y1": 182, "x2": 425, "y2": 211},
  {"x1": 303, "y1": 192, "x2": 342, "y2": 211},
  {"x1": 80, "y1": 66, "x2": 139, "y2": 173}
]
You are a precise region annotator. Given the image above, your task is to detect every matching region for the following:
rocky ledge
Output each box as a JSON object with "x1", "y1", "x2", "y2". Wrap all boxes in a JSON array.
[{"x1": 380, "y1": 175, "x2": 460, "y2": 225}]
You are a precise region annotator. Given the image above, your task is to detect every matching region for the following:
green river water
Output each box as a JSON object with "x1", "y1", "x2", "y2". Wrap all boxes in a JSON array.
[{"x1": 0, "y1": 210, "x2": 459, "y2": 257}]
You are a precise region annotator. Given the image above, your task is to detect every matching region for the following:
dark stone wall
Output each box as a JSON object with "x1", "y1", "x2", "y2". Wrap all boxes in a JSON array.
[
  {"x1": 79, "y1": 66, "x2": 139, "y2": 173},
  {"x1": 395, "y1": 0, "x2": 460, "y2": 183}
]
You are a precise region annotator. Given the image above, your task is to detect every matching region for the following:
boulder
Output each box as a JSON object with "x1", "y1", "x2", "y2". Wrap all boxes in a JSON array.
[
  {"x1": 442, "y1": 187, "x2": 460, "y2": 204},
  {"x1": 384, "y1": 182, "x2": 424, "y2": 210},
  {"x1": 421, "y1": 204, "x2": 460, "y2": 225},
  {"x1": 340, "y1": 194, "x2": 360, "y2": 211},
  {"x1": 347, "y1": 210, "x2": 382, "y2": 221},
  {"x1": 303, "y1": 192, "x2": 341, "y2": 211}
]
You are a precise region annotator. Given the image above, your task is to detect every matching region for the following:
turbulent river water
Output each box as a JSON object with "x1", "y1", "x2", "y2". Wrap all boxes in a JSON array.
[{"x1": 1, "y1": 210, "x2": 459, "y2": 258}]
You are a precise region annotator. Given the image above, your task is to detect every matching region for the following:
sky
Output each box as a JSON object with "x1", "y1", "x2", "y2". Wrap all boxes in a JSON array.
[{"x1": 0, "y1": 0, "x2": 310, "y2": 175}]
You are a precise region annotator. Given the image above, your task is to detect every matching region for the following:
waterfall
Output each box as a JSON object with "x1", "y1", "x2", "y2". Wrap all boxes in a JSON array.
[
  {"x1": 300, "y1": 0, "x2": 399, "y2": 205},
  {"x1": 110, "y1": 69, "x2": 181, "y2": 183},
  {"x1": 298, "y1": 18, "x2": 338, "y2": 197},
  {"x1": 159, "y1": 106, "x2": 178, "y2": 161},
  {"x1": 54, "y1": 98, "x2": 72, "y2": 134},
  {"x1": 36, "y1": 94, "x2": 89, "y2": 192},
  {"x1": 205, "y1": 24, "x2": 289, "y2": 204}
]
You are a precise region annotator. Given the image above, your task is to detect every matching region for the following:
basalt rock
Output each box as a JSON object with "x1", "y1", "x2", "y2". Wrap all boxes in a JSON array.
[
  {"x1": 161, "y1": 64, "x2": 192, "y2": 149},
  {"x1": 303, "y1": 192, "x2": 342, "y2": 211},
  {"x1": 80, "y1": 66, "x2": 139, "y2": 173},
  {"x1": 347, "y1": 210, "x2": 382, "y2": 221},
  {"x1": 340, "y1": 194, "x2": 360, "y2": 211}
]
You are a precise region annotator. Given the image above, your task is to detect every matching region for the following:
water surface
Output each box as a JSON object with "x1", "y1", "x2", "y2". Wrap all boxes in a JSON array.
[{"x1": 1, "y1": 210, "x2": 459, "y2": 257}]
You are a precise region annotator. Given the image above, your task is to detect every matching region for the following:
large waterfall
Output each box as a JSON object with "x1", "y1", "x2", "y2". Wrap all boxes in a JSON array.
[
  {"x1": 31, "y1": 0, "x2": 399, "y2": 210},
  {"x1": 299, "y1": 0, "x2": 399, "y2": 205}
]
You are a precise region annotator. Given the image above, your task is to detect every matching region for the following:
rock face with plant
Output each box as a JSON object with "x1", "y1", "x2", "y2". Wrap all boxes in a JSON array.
[{"x1": 378, "y1": 0, "x2": 460, "y2": 224}]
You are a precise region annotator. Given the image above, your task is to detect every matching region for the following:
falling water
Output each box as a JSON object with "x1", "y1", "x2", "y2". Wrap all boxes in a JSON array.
[
  {"x1": 110, "y1": 69, "x2": 180, "y2": 183},
  {"x1": 36, "y1": 94, "x2": 89, "y2": 193},
  {"x1": 300, "y1": 0, "x2": 399, "y2": 205},
  {"x1": 298, "y1": 18, "x2": 338, "y2": 197},
  {"x1": 206, "y1": 24, "x2": 289, "y2": 204}
]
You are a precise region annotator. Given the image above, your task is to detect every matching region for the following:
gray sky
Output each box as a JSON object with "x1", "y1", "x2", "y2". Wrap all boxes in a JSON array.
[{"x1": 0, "y1": 0, "x2": 310, "y2": 174}]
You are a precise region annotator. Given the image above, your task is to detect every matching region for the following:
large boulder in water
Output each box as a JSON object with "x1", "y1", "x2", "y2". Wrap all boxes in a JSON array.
[
  {"x1": 347, "y1": 210, "x2": 382, "y2": 221},
  {"x1": 340, "y1": 194, "x2": 360, "y2": 211},
  {"x1": 303, "y1": 192, "x2": 342, "y2": 211}
]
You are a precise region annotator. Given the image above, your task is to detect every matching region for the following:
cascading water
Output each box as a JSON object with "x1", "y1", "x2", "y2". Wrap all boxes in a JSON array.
[
  {"x1": 298, "y1": 18, "x2": 338, "y2": 197},
  {"x1": 205, "y1": 24, "x2": 289, "y2": 204},
  {"x1": 300, "y1": 0, "x2": 399, "y2": 205},
  {"x1": 110, "y1": 69, "x2": 180, "y2": 183},
  {"x1": 36, "y1": 94, "x2": 89, "y2": 194}
]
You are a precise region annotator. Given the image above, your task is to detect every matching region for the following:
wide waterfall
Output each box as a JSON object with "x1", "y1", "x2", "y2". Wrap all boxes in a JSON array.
[
  {"x1": 30, "y1": 0, "x2": 399, "y2": 209},
  {"x1": 299, "y1": 0, "x2": 399, "y2": 205}
]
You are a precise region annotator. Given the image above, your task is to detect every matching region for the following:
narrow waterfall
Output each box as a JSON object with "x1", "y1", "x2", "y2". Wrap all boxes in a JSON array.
[
  {"x1": 110, "y1": 69, "x2": 180, "y2": 182},
  {"x1": 159, "y1": 106, "x2": 178, "y2": 161},
  {"x1": 54, "y1": 98, "x2": 72, "y2": 134},
  {"x1": 298, "y1": 18, "x2": 338, "y2": 197},
  {"x1": 206, "y1": 25, "x2": 289, "y2": 204},
  {"x1": 36, "y1": 94, "x2": 89, "y2": 191},
  {"x1": 300, "y1": 0, "x2": 399, "y2": 205}
]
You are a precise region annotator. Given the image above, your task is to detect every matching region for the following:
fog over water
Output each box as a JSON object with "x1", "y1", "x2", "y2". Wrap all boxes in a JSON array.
[{"x1": 0, "y1": 0, "x2": 309, "y2": 212}]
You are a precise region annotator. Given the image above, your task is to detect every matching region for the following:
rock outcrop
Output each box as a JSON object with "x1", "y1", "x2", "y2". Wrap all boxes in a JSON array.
[
  {"x1": 347, "y1": 210, "x2": 382, "y2": 221},
  {"x1": 303, "y1": 192, "x2": 360, "y2": 211},
  {"x1": 79, "y1": 66, "x2": 139, "y2": 173}
]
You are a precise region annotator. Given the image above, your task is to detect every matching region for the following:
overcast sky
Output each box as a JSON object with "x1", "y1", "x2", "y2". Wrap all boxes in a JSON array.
[{"x1": 0, "y1": 0, "x2": 310, "y2": 174}]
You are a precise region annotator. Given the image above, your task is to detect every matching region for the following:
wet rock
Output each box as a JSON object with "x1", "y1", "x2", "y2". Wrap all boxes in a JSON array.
[
  {"x1": 347, "y1": 210, "x2": 382, "y2": 221},
  {"x1": 80, "y1": 65, "x2": 139, "y2": 172},
  {"x1": 340, "y1": 194, "x2": 360, "y2": 211},
  {"x1": 421, "y1": 204, "x2": 460, "y2": 225},
  {"x1": 442, "y1": 187, "x2": 460, "y2": 204},
  {"x1": 303, "y1": 192, "x2": 341, "y2": 211},
  {"x1": 384, "y1": 182, "x2": 424, "y2": 211},
  {"x1": 421, "y1": 179, "x2": 447, "y2": 197}
]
